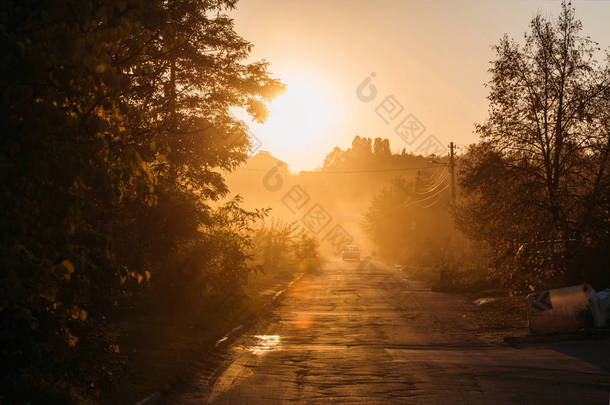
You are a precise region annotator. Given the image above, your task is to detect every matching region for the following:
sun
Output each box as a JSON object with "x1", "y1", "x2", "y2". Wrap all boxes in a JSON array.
[
  {"x1": 247, "y1": 74, "x2": 339, "y2": 170},
  {"x1": 265, "y1": 77, "x2": 333, "y2": 140}
]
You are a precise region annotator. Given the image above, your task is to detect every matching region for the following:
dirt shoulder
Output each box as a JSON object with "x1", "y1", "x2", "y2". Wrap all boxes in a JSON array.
[
  {"x1": 400, "y1": 264, "x2": 610, "y2": 346},
  {"x1": 399, "y1": 265, "x2": 529, "y2": 343}
]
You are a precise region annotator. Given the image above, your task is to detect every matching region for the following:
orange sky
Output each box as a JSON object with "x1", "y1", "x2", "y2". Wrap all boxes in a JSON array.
[{"x1": 232, "y1": 0, "x2": 610, "y2": 171}]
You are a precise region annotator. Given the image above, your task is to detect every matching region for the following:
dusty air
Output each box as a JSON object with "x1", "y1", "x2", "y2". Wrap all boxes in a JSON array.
[{"x1": 1, "y1": 1, "x2": 609, "y2": 404}]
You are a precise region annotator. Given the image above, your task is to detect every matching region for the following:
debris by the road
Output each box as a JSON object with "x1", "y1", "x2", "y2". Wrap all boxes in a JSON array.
[
  {"x1": 526, "y1": 284, "x2": 593, "y2": 335},
  {"x1": 590, "y1": 289, "x2": 610, "y2": 329}
]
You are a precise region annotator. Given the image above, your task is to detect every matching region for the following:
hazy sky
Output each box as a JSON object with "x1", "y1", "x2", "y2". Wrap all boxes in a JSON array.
[{"x1": 232, "y1": 0, "x2": 610, "y2": 171}]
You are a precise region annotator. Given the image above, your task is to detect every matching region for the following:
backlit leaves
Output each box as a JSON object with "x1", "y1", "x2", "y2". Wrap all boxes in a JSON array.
[{"x1": 1, "y1": 0, "x2": 282, "y2": 402}]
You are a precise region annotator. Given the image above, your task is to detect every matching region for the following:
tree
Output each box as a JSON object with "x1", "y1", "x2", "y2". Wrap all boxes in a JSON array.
[
  {"x1": 363, "y1": 175, "x2": 452, "y2": 265},
  {"x1": 0, "y1": 0, "x2": 282, "y2": 401},
  {"x1": 456, "y1": 2, "x2": 610, "y2": 291}
]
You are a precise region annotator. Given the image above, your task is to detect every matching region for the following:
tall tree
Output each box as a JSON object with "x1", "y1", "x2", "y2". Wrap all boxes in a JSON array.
[
  {"x1": 0, "y1": 0, "x2": 282, "y2": 401},
  {"x1": 457, "y1": 2, "x2": 610, "y2": 291}
]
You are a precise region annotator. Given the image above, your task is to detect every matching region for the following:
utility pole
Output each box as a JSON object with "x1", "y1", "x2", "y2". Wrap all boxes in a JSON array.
[{"x1": 449, "y1": 142, "x2": 456, "y2": 204}]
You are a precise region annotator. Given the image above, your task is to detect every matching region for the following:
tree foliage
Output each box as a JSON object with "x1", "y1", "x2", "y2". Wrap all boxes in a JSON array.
[
  {"x1": 363, "y1": 175, "x2": 452, "y2": 265},
  {"x1": 252, "y1": 219, "x2": 319, "y2": 274},
  {"x1": 323, "y1": 136, "x2": 408, "y2": 171},
  {"x1": 456, "y1": 2, "x2": 610, "y2": 292},
  {"x1": 0, "y1": 0, "x2": 282, "y2": 402}
]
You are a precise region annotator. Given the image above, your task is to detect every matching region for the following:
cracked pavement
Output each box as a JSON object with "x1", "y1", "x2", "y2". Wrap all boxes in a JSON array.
[{"x1": 164, "y1": 259, "x2": 610, "y2": 404}]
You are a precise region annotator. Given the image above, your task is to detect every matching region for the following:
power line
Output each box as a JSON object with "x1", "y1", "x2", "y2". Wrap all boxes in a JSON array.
[
  {"x1": 415, "y1": 169, "x2": 449, "y2": 195},
  {"x1": 420, "y1": 193, "x2": 447, "y2": 209},
  {"x1": 406, "y1": 184, "x2": 449, "y2": 208},
  {"x1": 414, "y1": 168, "x2": 448, "y2": 193},
  {"x1": 238, "y1": 166, "x2": 441, "y2": 174},
  {"x1": 425, "y1": 165, "x2": 449, "y2": 183}
]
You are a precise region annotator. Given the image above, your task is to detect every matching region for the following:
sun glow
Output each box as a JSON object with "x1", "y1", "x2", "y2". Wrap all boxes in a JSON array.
[{"x1": 248, "y1": 74, "x2": 340, "y2": 170}]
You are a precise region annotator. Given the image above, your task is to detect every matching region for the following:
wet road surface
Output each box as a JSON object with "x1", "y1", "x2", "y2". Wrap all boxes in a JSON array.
[{"x1": 165, "y1": 259, "x2": 610, "y2": 404}]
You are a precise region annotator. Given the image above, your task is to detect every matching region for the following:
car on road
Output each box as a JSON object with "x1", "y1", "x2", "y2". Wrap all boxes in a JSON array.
[{"x1": 342, "y1": 245, "x2": 360, "y2": 261}]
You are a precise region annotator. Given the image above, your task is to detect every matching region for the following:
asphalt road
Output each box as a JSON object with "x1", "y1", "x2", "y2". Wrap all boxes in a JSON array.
[{"x1": 165, "y1": 259, "x2": 610, "y2": 404}]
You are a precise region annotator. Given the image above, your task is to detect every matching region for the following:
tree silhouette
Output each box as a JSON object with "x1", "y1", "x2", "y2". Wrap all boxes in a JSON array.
[{"x1": 456, "y1": 2, "x2": 610, "y2": 291}]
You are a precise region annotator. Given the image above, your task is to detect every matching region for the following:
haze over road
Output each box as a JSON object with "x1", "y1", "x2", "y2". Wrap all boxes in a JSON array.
[{"x1": 166, "y1": 259, "x2": 610, "y2": 404}]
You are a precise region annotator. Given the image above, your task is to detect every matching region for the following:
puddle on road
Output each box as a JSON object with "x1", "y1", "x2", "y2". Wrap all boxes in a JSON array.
[
  {"x1": 210, "y1": 335, "x2": 281, "y2": 401},
  {"x1": 244, "y1": 335, "x2": 281, "y2": 355},
  {"x1": 473, "y1": 297, "x2": 498, "y2": 306}
]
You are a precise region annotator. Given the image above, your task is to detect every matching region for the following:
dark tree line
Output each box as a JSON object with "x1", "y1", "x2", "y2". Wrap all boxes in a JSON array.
[
  {"x1": 1, "y1": 0, "x2": 282, "y2": 402},
  {"x1": 323, "y1": 135, "x2": 422, "y2": 171}
]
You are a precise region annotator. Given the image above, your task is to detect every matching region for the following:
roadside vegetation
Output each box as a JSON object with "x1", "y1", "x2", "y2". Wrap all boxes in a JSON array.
[
  {"x1": 107, "y1": 218, "x2": 320, "y2": 404},
  {"x1": 456, "y1": 2, "x2": 610, "y2": 293},
  {"x1": 251, "y1": 219, "x2": 321, "y2": 276},
  {"x1": 0, "y1": 0, "x2": 287, "y2": 403},
  {"x1": 364, "y1": 2, "x2": 609, "y2": 299}
]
